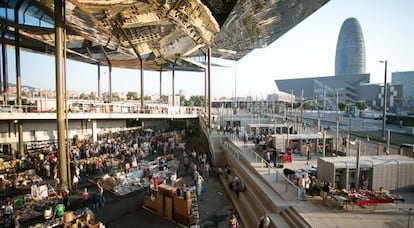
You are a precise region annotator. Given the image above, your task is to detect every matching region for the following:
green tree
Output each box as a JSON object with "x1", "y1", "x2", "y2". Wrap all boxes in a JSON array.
[
  {"x1": 126, "y1": 92, "x2": 139, "y2": 100},
  {"x1": 188, "y1": 95, "x2": 205, "y2": 107},
  {"x1": 356, "y1": 100, "x2": 367, "y2": 110},
  {"x1": 112, "y1": 92, "x2": 120, "y2": 101},
  {"x1": 338, "y1": 102, "x2": 347, "y2": 111},
  {"x1": 180, "y1": 95, "x2": 186, "y2": 106},
  {"x1": 79, "y1": 93, "x2": 89, "y2": 100}
]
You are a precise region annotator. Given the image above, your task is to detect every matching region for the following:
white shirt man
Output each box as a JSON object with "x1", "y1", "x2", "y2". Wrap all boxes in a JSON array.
[{"x1": 260, "y1": 213, "x2": 270, "y2": 228}]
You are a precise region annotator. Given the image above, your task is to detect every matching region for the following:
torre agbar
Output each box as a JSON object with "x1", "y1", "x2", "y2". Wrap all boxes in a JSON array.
[{"x1": 335, "y1": 17, "x2": 366, "y2": 76}]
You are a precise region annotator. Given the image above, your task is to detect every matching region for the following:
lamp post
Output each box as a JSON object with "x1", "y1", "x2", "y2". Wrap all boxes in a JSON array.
[
  {"x1": 336, "y1": 90, "x2": 339, "y2": 153},
  {"x1": 379, "y1": 60, "x2": 388, "y2": 140},
  {"x1": 216, "y1": 48, "x2": 237, "y2": 127},
  {"x1": 291, "y1": 90, "x2": 294, "y2": 115}
]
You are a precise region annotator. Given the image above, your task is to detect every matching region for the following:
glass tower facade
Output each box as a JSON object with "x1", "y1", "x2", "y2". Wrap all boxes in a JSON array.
[{"x1": 335, "y1": 18, "x2": 366, "y2": 76}]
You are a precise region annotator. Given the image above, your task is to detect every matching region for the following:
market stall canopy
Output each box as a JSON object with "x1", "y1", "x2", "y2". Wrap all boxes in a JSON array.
[
  {"x1": 281, "y1": 133, "x2": 333, "y2": 140},
  {"x1": 0, "y1": 0, "x2": 329, "y2": 72}
]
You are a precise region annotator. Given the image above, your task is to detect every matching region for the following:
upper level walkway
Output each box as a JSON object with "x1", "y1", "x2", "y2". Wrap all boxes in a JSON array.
[
  {"x1": 220, "y1": 136, "x2": 414, "y2": 227},
  {"x1": 0, "y1": 102, "x2": 200, "y2": 120}
]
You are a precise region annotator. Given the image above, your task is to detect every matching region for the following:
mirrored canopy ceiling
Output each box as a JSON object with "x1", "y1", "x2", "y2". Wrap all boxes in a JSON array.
[{"x1": 0, "y1": 0, "x2": 329, "y2": 72}]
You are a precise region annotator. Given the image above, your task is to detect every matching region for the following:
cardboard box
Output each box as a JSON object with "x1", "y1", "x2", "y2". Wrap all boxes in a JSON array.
[{"x1": 158, "y1": 184, "x2": 177, "y2": 197}]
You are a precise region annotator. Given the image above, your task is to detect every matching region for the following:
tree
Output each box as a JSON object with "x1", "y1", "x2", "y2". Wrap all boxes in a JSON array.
[
  {"x1": 355, "y1": 100, "x2": 367, "y2": 110},
  {"x1": 188, "y1": 95, "x2": 205, "y2": 107},
  {"x1": 126, "y1": 92, "x2": 139, "y2": 100},
  {"x1": 79, "y1": 93, "x2": 89, "y2": 100},
  {"x1": 338, "y1": 102, "x2": 347, "y2": 111},
  {"x1": 180, "y1": 95, "x2": 186, "y2": 106},
  {"x1": 112, "y1": 92, "x2": 120, "y2": 101}
]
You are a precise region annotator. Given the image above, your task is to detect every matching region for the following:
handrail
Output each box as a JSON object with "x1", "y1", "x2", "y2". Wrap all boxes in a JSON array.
[
  {"x1": 221, "y1": 139, "x2": 311, "y2": 227},
  {"x1": 224, "y1": 139, "x2": 301, "y2": 202}
]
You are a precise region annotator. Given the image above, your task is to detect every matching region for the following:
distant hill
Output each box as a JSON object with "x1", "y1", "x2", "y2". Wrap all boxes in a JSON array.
[{"x1": 6, "y1": 82, "x2": 38, "y2": 90}]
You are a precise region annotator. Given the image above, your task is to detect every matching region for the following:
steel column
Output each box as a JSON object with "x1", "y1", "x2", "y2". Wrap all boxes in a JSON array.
[
  {"x1": 109, "y1": 65, "x2": 112, "y2": 103},
  {"x1": 140, "y1": 60, "x2": 144, "y2": 108},
  {"x1": 14, "y1": 2, "x2": 23, "y2": 109},
  {"x1": 172, "y1": 61, "x2": 175, "y2": 106},
  {"x1": 97, "y1": 63, "x2": 101, "y2": 101},
  {"x1": 55, "y1": 0, "x2": 69, "y2": 191},
  {"x1": 207, "y1": 47, "x2": 212, "y2": 129},
  {"x1": 204, "y1": 52, "x2": 207, "y2": 111},
  {"x1": 159, "y1": 69, "x2": 162, "y2": 103},
  {"x1": 14, "y1": 1, "x2": 24, "y2": 158}
]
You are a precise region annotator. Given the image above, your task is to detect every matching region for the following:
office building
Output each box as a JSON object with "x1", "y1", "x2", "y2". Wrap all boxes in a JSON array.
[
  {"x1": 392, "y1": 71, "x2": 414, "y2": 109},
  {"x1": 335, "y1": 17, "x2": 366, "y2": 76}
]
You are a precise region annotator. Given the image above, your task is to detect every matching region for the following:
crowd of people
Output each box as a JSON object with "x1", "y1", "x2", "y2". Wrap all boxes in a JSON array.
[{"x1": 0, "y1": 127, "x2": 211, "y2": 226}]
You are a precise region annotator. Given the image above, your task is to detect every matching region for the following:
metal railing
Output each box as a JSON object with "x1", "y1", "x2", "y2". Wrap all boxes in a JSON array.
[{"x1": 223, "y1": 138, "x2": 301, "y2": 203}]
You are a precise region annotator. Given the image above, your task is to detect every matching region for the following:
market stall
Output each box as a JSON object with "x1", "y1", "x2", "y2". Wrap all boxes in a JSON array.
[
  {"x1": 28, "y1": 208, "x2": 102, "y2": 228},
  {"x1": 143, "y1": 183, "x2": 199, "y2": 226},
  {"x1": 0, "y1": 184, "x2": 61, "y2": 226},
  {"x1": 317, "y1": 155, "x2": 414, "y2": 191},
  {"x1": 328, "y1": 188, "x2": 404, "y2": 211},
  {"x1": 347, "y1": 189, "x2": 404, "y2": 206},
  {"x1": 93, "y1": 155, "x2": 179, "y2": 196}
]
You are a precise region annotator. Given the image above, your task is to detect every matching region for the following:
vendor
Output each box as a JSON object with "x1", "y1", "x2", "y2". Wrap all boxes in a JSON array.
[
  {"x1": 54, "y1": 201, "x2": 65, "y2": 218},
  {"x1": 5, "y1": 201, "x2": 14, "y2": 223},
  {"x1": 153, "y1": 176, "x2": 159, "y2": 189},
  {"x1": 44, "y1": 206, "x2": 53, "y2": 220}
]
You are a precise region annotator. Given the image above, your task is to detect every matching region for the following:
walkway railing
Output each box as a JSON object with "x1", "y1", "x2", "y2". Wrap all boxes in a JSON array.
[
  {"x1": 220, "y1": 139, "x2": 310, "y2": 227},
  {"x1": 225, "y1": 139, "x2": 301, "y2": 203}
]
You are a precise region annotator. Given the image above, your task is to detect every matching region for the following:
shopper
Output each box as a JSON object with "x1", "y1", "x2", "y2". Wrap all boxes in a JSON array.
[
  {"x1": 92, "y1": 191, "x2": 101, "y2": 212},
  {"x1": 228, "y1": 214, "x2": 239, "y2": 228},
  {"x1": 54, "y1": 202, "x2": 65, "y2": 219},
  {"x1": 232, "y1": 176, "x2": 241, "y2": 198},
  {"x1": 258, "y1": 213, "x2": 270, "y2": 228},
  {"x1": 321, "y1": 182, "x2": 330, "y2": 203},
  {"x1": 44, "y1": 206, "x2": 53, "y2": 220},
  {"x1": 298, "y1": 174, "x2": 307, "y2": 201},
  {"x1": 196, "y1": 173, "x2": 204, "y2": 198},
  {"x1": 82, "y1": 188, "x2": 90, "y2": 208}
]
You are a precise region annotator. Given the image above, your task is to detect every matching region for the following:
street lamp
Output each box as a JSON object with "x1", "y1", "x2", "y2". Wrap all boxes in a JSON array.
[
  {"x1": 335, "y1": 90, "x2": 339, "y2": 153},
  {"x1": 216, "y1": 48, "x2": 237, "y2": 126},
  {"x1": 379, "y1": 60, "x2": 388, "y2": 140},
  {"x1": 272, "y1": 116, "x2": 277, "y2": 134}
]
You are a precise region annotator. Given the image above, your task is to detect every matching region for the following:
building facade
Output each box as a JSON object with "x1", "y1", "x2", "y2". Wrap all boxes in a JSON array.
[
  {"x1": 275, "y1": 74, "x2": 370, "y2": 104},
  {"x1": 392, "y1": 71, "x2": 414, "y2": 109}
]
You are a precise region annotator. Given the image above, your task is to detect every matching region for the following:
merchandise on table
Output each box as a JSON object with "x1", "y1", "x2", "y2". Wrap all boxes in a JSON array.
[{"x1": 95, "y1": 156, "x2": 180, "y2": 196}]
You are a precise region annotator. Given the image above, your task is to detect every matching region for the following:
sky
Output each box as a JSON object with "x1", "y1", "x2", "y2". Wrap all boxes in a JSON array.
[{"x1": 5, "y1": 0, "x2": 414, "y2": 99}]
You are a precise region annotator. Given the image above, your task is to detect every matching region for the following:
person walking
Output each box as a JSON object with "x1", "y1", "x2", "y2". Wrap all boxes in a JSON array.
[
  {"x1": 72, "y1": 174, "x2": 79, "y2": 191},
  {"x1": 228, "y1": 214, "x2": 239, "y2": 228},
  {"x1": 82, "y1": 188, "x2": 90, "y2": 208},
  {"x1": 196, "y1": 173, "x2": 204, "y2": 198},
  {"x1": 92, "y1": 191, "x2": 101, "y2": 212},
  {"x1": 97, "y1": 181, "x2": 105, "y2": 208},
  {"x1": 258, "y1": 213, "x2": 270, "y2": 228},
  {"x1": 232, "y1": 176, "x2": 241, "y2": 198},
  {"x1": 298, "y1": 174, "x2": 307, "y2": 201},
  {"x1": 204, "y1": 162, "x2": 211, "y2": 181},
  {"x1": 304, "y1": 172, "x2": 311, "y2": 195}
]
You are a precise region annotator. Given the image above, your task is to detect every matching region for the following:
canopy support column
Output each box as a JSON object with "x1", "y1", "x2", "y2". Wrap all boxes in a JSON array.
[{"x1": 55, "y1": 0, "x2": 69, "y2": 191}]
